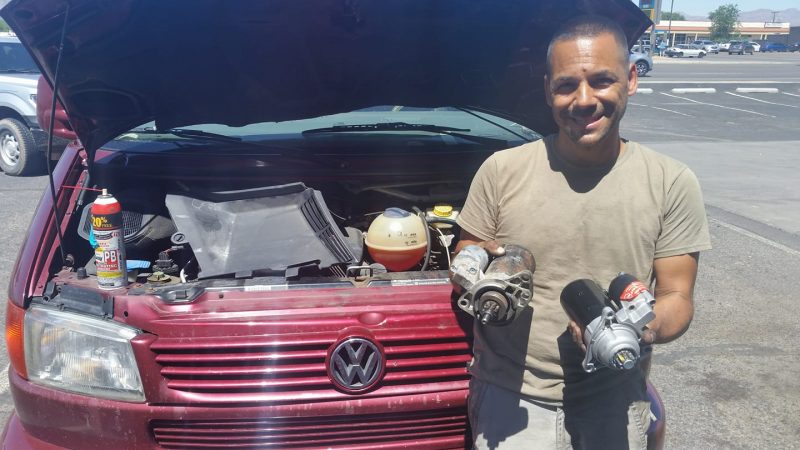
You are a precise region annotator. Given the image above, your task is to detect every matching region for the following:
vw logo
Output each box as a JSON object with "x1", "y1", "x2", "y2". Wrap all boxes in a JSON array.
[{"x1": 328, "y1": 337, "x2": 384, "y2": 392}]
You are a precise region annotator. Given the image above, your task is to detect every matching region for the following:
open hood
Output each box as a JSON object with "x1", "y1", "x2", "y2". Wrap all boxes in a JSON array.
[{"x1": 0, "y1": 0, "x2": 650, "y2": 153}]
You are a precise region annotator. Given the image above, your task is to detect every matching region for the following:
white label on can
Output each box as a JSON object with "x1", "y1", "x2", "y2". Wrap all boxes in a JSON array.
[{"x1": 94, "y1": 231, "x2": 127, "y2": 289}]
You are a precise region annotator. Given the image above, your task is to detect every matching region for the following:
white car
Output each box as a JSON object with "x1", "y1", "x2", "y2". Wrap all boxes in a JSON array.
[
  {"x1": 665, "y1": 44, "x2": 707, "y2": 58},
  {"x1": 719, "y1": 42, "x2": 732, "y2": 52},
  {"x1": 748, "y1": 41, "x2": 761, "y2": 52},
  {"x1": 692, "y1": 40, "x2": 719, "y2": 54}
]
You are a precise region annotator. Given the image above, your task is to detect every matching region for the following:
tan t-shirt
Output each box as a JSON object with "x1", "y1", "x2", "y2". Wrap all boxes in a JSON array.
[{"x1": 457, "y1": 134, "x2": 712, "y2": 404}]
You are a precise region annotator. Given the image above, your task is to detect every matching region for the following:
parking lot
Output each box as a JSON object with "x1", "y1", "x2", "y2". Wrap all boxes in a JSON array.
[
  {"x1": 622, "y1": 51, "x2": 800, "y2": 143},
  {"x1": 623, "y1": 87, "x2": 800, "y2": 143}
]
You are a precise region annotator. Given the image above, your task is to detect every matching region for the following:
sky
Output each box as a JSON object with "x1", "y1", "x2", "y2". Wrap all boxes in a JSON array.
[{"x1": 646, "y1": 0, "x2": 797, "y2": 17}]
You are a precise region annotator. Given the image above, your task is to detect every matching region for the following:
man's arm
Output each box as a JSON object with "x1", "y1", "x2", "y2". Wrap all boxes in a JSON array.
[
  {"x1": 643, "y1": 252, "x2": 700, "y2": 344},
  {"x1": 567, "y1": 252, "x2": 700, "y2": 353}
]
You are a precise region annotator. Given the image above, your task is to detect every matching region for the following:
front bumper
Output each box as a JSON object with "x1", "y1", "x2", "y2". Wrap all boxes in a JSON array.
[{"x1": 5, "y1": 370, "x2": 468, "y2": 449}]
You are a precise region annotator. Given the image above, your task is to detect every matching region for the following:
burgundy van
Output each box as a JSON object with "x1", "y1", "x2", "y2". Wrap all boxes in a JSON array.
[{"x1": 1, "y1": 0, "x2": 655, "y2": 448}]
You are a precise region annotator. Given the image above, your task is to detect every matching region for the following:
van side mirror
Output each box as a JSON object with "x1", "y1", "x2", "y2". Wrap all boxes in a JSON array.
[{"x1": 36, "y1": 75, "x2": 78, "y2": 141}]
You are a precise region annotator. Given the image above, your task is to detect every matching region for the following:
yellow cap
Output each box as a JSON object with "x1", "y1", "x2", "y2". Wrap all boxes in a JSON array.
[{"x1": 433, "y1": 204, "x2": 453, "y2": 217}]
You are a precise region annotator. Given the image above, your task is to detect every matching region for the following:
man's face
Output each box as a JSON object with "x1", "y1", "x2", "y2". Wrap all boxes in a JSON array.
[{"x1": 544, "y1": 32, "x2": 637, "y2": 149}]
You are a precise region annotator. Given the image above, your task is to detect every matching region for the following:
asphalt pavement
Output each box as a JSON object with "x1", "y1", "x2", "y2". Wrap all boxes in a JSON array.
[
  {"x1": 1, "y1": 53, "x2": 799, "y2": 448},
  {"x1": 619, "y1": 53, "x2": 800, "y2": 448},
  {"x1": 641, "y1": 51, "x2": 800, "y2": 82}
]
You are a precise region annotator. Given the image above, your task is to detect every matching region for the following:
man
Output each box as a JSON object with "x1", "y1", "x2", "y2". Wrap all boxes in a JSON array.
[
  {"x1": 454, "y1": 15, "x2": 711, "y2": 449},
  {"x1": 657, "y1": 39, "x2": 668, "y2": 56}
]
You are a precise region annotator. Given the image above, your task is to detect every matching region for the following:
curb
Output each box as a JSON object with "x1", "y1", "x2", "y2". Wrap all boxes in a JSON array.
[
  {"x1": 735, "y1": 87, "x2": 779, "y2": 94},
  {"x1": 671, "y1": 88, "x2": 716, "y2": 94},
  {"x1": 636, "y1": 88, "x2": 654, "y2": 94}
]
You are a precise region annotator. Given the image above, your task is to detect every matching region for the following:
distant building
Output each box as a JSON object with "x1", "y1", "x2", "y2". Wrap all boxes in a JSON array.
[
  {"x1": 789, "y1": 26, "x2": 800, "y2": 44},
  {"x1": 654, "y1": 20, "x2": 790, "y2": 44}
]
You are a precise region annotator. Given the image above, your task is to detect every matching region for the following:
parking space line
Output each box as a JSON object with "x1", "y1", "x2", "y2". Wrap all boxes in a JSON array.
[
  {"x1": 710, "y1": 218, "x2": 800, "y2": 257},
  {"x1": 659, "y1": 92, "x2": 776, "y2": 117},
  {"x1": 629, "y1": 129, "x2": 728, "y2": 142},
  {"x1": 639, "y1": 80, "x2": 799, "y2": 84},
  {"x1": 725, "y1": 91, "x2": 800, "y2": 108},
  {"x1": 671, "y1": 88, "x2": 716, "y2": 94},
  {"x1": 783, "y1": 92, "x2": 800, "y2": 98},
  {"x1": 629, "y1": 102, "x2": 694, "y2": 117},
  {"x1": 735, "y1": 88, "x2": 779, "y2": 94}
]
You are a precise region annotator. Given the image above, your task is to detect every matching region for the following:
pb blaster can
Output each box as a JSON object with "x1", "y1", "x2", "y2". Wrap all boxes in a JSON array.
[{"x1": 92, "y1": 189, "x2": 128, "y2": 289}]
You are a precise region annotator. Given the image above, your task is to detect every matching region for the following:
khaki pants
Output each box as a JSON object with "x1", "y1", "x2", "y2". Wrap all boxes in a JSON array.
[{"x1": 469, "y1": 378, "x2": 651, "y2": 450}]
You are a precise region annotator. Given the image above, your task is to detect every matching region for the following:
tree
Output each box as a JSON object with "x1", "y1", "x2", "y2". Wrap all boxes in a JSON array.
[
  {"x1": 661, "y1": 12, "x2": 686, "y2": 21},
  {"x1": 709, "y1": 4, "x2": 740, "y2": 41}
]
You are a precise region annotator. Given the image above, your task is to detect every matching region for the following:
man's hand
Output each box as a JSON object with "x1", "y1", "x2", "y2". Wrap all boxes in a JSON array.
[
  {"x1": 566, "y1": 251, "x2": 698, "y2": 355},
  {"x1": 454, "y1": 230, "x2": 506, "y2": 257},
  {"x1": 567, "y1": 320, "x2": 586, "y2": 352}
]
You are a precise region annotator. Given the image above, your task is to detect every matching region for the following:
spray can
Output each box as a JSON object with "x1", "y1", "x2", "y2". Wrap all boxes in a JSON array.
[{"x1": 92, "y1": 189, "x2": 127, "y2": 289}]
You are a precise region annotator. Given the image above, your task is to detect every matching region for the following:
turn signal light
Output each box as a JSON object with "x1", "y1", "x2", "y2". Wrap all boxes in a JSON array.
[{"x1": 6, "y1": 301, "x2": 28, "y2": 379}]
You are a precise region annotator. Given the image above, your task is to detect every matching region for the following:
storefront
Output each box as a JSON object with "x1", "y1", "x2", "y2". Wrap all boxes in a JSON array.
[{"x1": 653, "y1": 20, "x2": 790, "y2": 45}]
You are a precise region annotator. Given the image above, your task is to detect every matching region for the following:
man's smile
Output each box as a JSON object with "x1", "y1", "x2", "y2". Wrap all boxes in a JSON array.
[{"x1": 569, "y1": 113, "x2": 605, "y2": 131}]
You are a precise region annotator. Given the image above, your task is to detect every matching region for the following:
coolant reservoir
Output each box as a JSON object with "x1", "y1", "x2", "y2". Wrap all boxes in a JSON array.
[{"x1": 365, "y1": 208, "x2": 428, "y2": 271}]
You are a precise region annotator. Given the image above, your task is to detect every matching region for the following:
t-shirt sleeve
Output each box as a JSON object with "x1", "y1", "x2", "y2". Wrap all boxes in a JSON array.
[
  {"x1": 456, "y1": 155, "x2": 499, "y2": 241},
  {"x1": 655, "y1": 167, "x2": 712, "y2": 258}
]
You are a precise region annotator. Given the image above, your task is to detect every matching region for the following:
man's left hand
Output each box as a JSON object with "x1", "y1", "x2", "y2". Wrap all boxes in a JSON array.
[{"x1": 567, "y1": 320, "x2": 586, "y2": 352}]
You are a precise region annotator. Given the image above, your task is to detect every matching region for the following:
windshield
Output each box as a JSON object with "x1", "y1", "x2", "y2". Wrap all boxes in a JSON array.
[
  {"x1": 117, "y1": 106, "x2": 541, "y2": 145},
  {"x1": 0, "y1": 41, "x2": 39, "y2": 73}
]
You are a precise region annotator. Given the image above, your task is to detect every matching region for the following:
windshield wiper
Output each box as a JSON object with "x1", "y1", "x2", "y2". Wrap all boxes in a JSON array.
[
  {"x1": 303, "y1": 122, "x2": 470, "y2": 134},
  {"x1": 126, "y1": 127, "x2": 345, "y2": 168},
  {"x1": 302, "y1": 122, "x2": 509, "y2": 145},
  {"x1": 128, "y1": 127, "x2": 244, "y2": 144},
  {"x1": 158, "y1": 128, "x2": 244, "y2": 143},
  {"x1": 0, "y1": 68, "x2": 40, "y2": 73}
]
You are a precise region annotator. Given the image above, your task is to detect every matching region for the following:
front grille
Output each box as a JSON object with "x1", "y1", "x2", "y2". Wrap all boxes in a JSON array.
[
  {"x1": 151, "y1": 409, "x2": 468, "y2": 449},
  {"x1": 150, "y1": 332, "x2": 471, "y2": 400}
]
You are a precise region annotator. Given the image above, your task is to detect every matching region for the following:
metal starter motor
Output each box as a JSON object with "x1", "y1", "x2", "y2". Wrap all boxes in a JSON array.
[
  {"x1": 450, "y1": 244, "x2": 535, "y2": 326},
  {"x1": 560, "y1": 273, "x2": 656, "y2": 372}
]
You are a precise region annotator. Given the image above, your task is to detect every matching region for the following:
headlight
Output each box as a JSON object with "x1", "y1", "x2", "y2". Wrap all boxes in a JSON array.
[{"x1": 24, "y1": 306, "x2": 145, "y2": 402}]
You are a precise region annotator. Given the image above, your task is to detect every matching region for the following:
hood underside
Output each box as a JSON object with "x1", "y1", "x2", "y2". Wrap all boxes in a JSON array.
[{"x1": 0, "y1": 0, "x2": 650, "y2": 152}]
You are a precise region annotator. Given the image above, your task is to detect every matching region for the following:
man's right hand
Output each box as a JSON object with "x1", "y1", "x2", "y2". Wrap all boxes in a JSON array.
[{"x1": 454, "y1": 230, "x2": 506, "y2": 257}]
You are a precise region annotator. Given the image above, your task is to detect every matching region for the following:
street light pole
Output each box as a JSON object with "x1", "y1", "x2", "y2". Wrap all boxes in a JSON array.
[
  {"x1": 649, "y1": 0, "x2": 661, "y2": 56},
  {"x1": 666, "y1": 0, "x2": 674, "y2": 45}
]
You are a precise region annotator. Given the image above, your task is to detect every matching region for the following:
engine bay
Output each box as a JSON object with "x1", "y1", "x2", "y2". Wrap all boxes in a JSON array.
[{"x1": 68, "y1": 172, "x2": 467, "y2": 289}]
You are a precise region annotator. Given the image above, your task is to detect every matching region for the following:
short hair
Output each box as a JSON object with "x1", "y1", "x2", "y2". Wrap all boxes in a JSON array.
[{"x1": 545, "y1": 15, "x2": 630, "y2": 75}]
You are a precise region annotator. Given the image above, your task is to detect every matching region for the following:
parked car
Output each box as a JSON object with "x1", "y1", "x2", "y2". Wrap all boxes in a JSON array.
[
  {"x1": 0, "y1": 1, "x2": 666, "y2": 449},
  {"x1": 747, "y1": 41, "x2": 761, "y2": 52},
  {"x1": 665, "y1": 44, "x2": 707, "y2": 58},
  {"x1": 630, "y1": 50, "x2": 654, "y2": 76},
  {"x1": 719, "y1": 41, "x2": 732, "y2": 52},
  {"x1": 728, "y1": 41, "x2": 755, "y2": 55},
  {"x1": 790, "y1": 42, "x2": 800, "y2": 52},
  {"x1": 0, "y1": 36, "x2": 47, "y2": 176},
  {"x1": 692, "y1": 40, "x2": 719, "y2": 54},
  {"x1": 761, "y1": 42, "x2": 788, "y2": 52}
]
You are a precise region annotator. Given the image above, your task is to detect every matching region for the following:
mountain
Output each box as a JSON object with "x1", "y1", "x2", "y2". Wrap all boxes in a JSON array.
[
  {"x1": 674, "y1": 8, "x2": 799, "y2": 24},
  {"x1": 739, "y1": 8, "x2": 799, "y2": 24}
]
